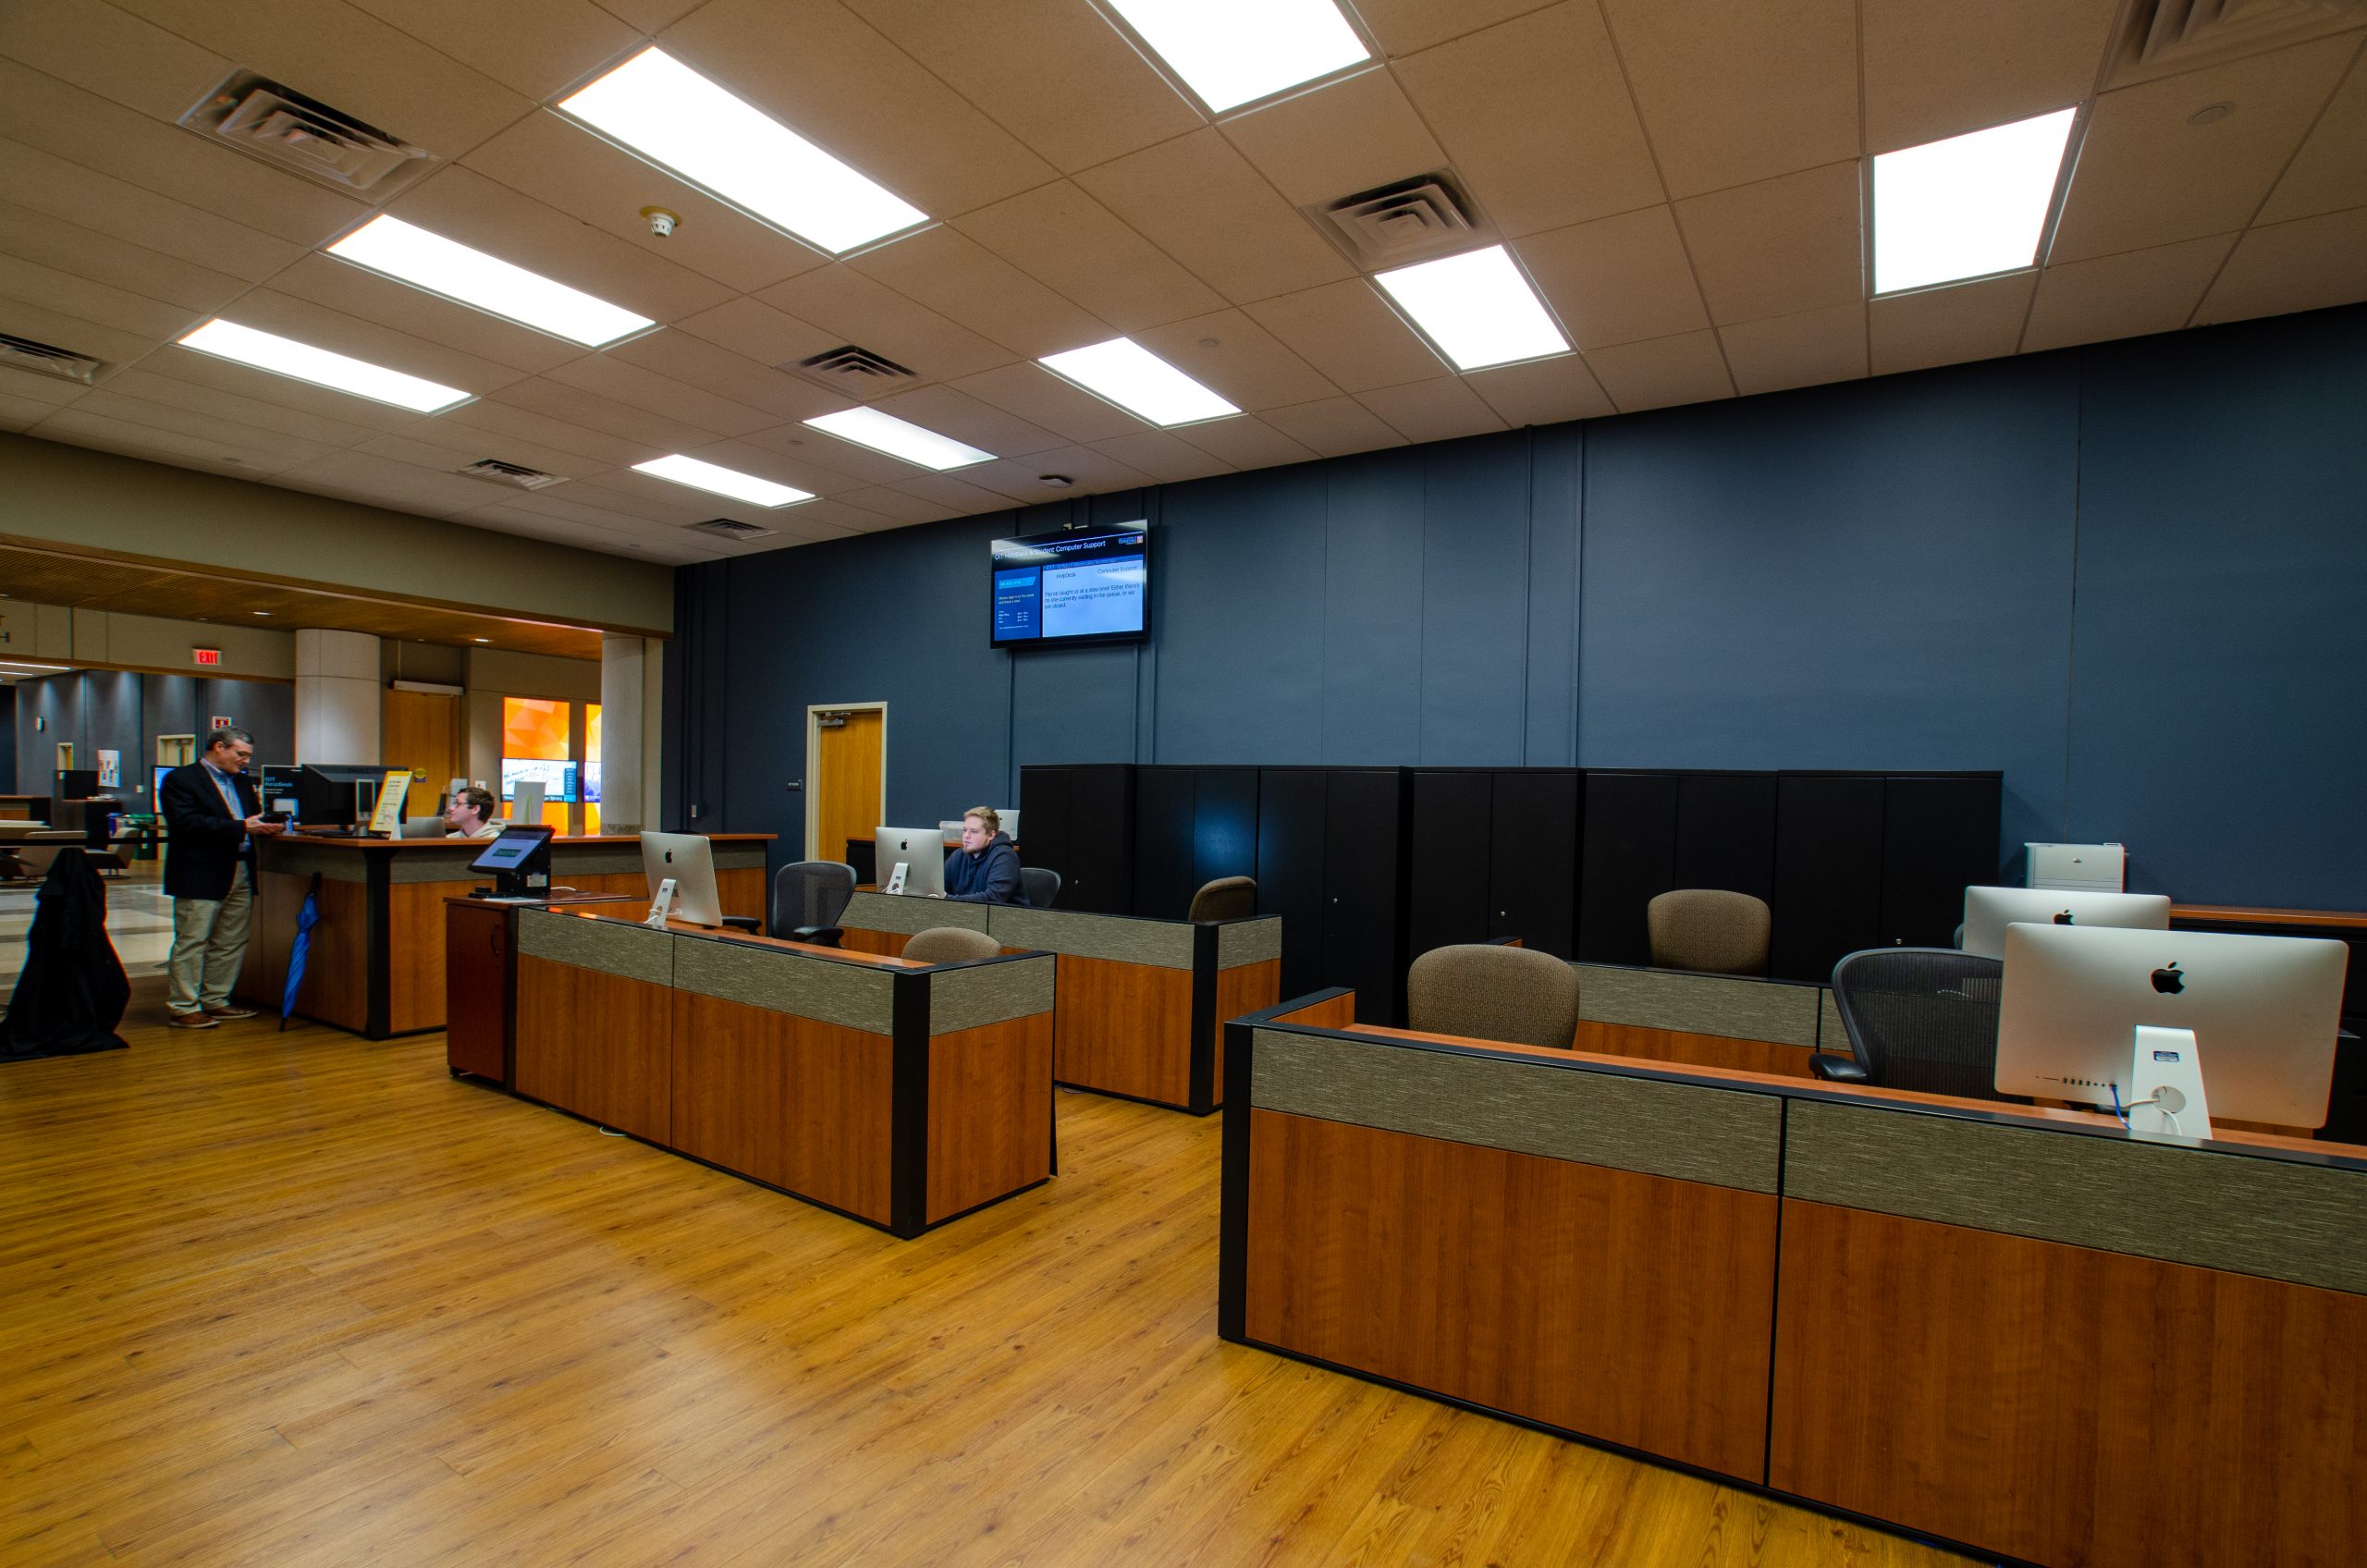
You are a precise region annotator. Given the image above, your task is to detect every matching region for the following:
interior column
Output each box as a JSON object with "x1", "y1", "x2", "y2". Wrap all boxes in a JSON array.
[{"x1": 294, "y1": 628, "x2": 380, "y2": 764}]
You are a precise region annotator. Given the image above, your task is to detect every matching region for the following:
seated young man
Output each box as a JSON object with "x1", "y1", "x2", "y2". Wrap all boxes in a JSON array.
[
  {"x1": 940, "y1": 806, "x2": 1024, "y2": 904},
  {"x1": 444, "y1": 785, "x2": 503, "y2": 839}
]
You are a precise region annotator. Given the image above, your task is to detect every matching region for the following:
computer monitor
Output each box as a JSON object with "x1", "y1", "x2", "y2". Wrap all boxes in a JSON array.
[
  {"x1": 260, "y1": 765, "x2": 303, "y2": 816},
  {"x1": 152, "y1": 764, "x2": 173, "y2": 804},
  {"x1": 1960, "y1": 886, "x2": 2171, "y2": 960},
  {"x1": 296, "y1": 764, "x2": 383, "y2": 829},
  {"x1": 470, "y1": 823, "x2": 554, "y2": 898},
  {"x1": 641, "y1": 832, "x2": 722, "y2": 927},
  {"x1": 399, "y1": 815, "x2": 449, "y2": 839},
  {"x1": 875, "y1": 827, "x2": 947, "y2": 897},
  {"x1": 1996, "y1": 923, "x2": 2347, "y2": 1128}
]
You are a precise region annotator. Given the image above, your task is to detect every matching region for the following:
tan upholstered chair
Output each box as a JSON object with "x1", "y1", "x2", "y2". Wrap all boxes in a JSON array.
[
  {"x1": 1186, "y1": 876, "x2": 1257, "y2": 922},
  {"x1": 901, "y1": 925, "x2": 1000, "y2": 964},
  {"x1": 1647, "y1": 888, "x2": 1772, "y2": 976},
  {"x1": 1406, "y1": 944, "x2": 1583, "y2": 1050}
]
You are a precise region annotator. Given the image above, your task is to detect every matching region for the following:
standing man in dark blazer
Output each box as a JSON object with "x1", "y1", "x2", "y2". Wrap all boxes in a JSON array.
[{"x1": 159, "y1": 727, "x2": 284, "y2": 1029}]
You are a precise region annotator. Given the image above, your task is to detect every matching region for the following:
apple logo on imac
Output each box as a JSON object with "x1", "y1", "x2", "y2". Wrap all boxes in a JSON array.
[{"x1": 2151, "y1": 962, "x2": 2185, "y2": 996}]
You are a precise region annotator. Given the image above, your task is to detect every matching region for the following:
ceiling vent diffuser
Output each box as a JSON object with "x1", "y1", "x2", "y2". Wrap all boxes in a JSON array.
[
  {"x1": 683, "y1": 517, "x2": 776, "y2": 543},
  {"x1": 0, "y1": 332, "x2": 106, "y2": 385},
  {"x1": 2107, "y1": 0, "x2": 2367, "y2": 85},
  {"x1": 785, "y1": 344, "x2": 919, "y2": 399},
  {"x1": 179, "y1": 70, "x2": 431, "y2": 193},
  {"x1": 1306, "y1": 172, "x2": 1488, "y2": 269},
  {"x1": 455, "y1": 458, "x2": 565, "y2": 491}
]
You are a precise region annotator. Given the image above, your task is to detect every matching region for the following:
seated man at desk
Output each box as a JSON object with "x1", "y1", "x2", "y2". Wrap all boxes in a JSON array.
[
  {"x1": 940, "y1": 806, "x2": 1024, "y2": 904},
  {"x1": 444, "y1": 785, "x2": 503, "y2": 839}
]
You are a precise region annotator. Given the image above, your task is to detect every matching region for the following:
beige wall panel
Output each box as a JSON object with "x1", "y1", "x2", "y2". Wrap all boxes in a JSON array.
[
  {"x1": 1516, "y1": 205, "x2": 1711, "y2": 349},
  {"x1": 1600, "y1": 0, "x2": 1858, "y2": 199},
  {"x1": 1586, "y1": 331, "x2": 1735, "y2": 413},
  {"x1": 1869, "y1": 272, "x2": 2038, "y2": 375},
  {"x1": 1677, "y1": 163, "x2": 1866, "y2": 327},
  {"x1": 2025, "y1": 235, "x2": 2237, "y2": 351}
]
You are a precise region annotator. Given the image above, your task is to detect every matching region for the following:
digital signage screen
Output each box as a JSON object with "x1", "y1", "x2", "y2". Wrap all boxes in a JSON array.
[{"x1": 990, "y1": 525, "x2": 1149, "y2": 649}]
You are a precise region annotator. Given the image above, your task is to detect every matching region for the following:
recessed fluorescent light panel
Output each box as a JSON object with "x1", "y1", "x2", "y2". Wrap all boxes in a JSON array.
[
  {"x1": 177, "y1": 319, "x2": 471, "y2": 412},
  {"x1": 803, "y1": 407, "x2": 993, "y2": 470},
  {"x1": 1104, "y1": 0, "x2": 1368, "y2": 113},
  {"x1": 1037, "y1": 339, "x2": 1239, "y2": 428},
  {"x1": 326, "y1": 215, "x2": 654, "y2": 348},
  {"x1": 1873, "y1": 107, "x2": 2078, "y2": 295},
  {"x1": 558, "y1": 48, "x2": 926, "y2": 254},
  {"x1": 632, "y1": 454, "x2": 813, "y2": 508},
  {"x1": 1372, "y1": 245, "x2": 1570, "y2": 372}
]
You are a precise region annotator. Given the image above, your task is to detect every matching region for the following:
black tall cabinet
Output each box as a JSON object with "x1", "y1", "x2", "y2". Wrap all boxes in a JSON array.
[
  {"x1": 1129, "y1": 766, "x2": 1259, "y2": 920},
  {"x1": 1410, "y1": 768, "x2": 1580, "y2": 961},
  {"x1": 1017, "y1": 764, "x2": 1135, "y2": 914},
  {"x1": 1258, "y1": 767, "x2": 1405, "y2": 1025}
]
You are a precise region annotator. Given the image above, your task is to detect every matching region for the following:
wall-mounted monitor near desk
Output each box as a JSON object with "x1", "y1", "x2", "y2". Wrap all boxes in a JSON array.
[
  {"x1": 991, "y1": 524, "x2": 1150, "y2": 648},
  {"x1": 502, "y1": 758, "x2": 579, "y2": 802}
]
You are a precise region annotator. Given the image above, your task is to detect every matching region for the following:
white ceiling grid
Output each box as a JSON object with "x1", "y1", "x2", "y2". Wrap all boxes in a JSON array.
[{"x1": 0, "y1": 0, "x2": 2357, "y2": 566}]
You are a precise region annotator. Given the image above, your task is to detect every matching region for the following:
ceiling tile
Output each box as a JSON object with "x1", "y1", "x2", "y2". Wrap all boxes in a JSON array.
[
  {"x1": 946, "y1": 361, "x2": 1149, "y2": 444},
  {"x1": 783, "y1": 496, "x2": 887, "y2": 535},
  {"x1": 0, "y1": 293, "x2": 170, "y2": 367},
  {"x1": 210, "y1": 287, "x2": 533, "y2": 398},
  {"x1": 1860, "y1": 0, "x2": 2119, "y2": 154},
  {"x1": 1868, "y1": 271, "x2": 2038, "y2": 374},
  {"x1": 1242, "y1": 279, "x2": 1443, "y2": 392},
  {"x1": 1073, "y1": 129, "x2": 1358, "y2": 306},
  {"x1": 2050, "y1": 38, "x2": 2358, "y2": 263},
  {"x1": 33, "y1": 405, "x2": 313, "y2": 474},
  {"x1": 1355, "y1": 376, "x2": 1507, "y2": 443},
  {"x1": 130, "y1": 345, "x2": 433, "y2": 434},
  {"x1": 1258, "y1": 395, "x2": 1404, "y2": 457},
  {"x1": 1168, "y1": 413, "x2": 1319, "y2": 470},
  {"x1": 349, "y1": 0, "x2": 641, "y2": 102},
  {"x1": 1353, "y1": 0, "x2": 1561, "y2": 58},
  {"x1": 542, "y1": 354, "x2": 779, "y2": 437},
  {"x1": 52, "y1": 386, "x2": 340, "y2": 468},
  {"x1": 585, "y1": 460, "x2": 803, "y2": 524},
  {"x1": 1584, "y1": 329, "x2": 1735, "y2": 412},
  {"x1": 962, "y1": 446, "x2": 1157, "y2": 502},
  {"x1": 0, "y1": 365, "x2": 103, "y2": 408},
  {"x1": 846, "y1": 227, "x2": 1110, "y2": 360},
  {"x1": 488, "y1": 374, "x2": 727, "y2": 452},
  {"x1": 607, "y1": 332, "x2": 844, "y2": 423},
  {"x1": 1089, "y1": 430, "x2": 1235, "y2": 484},
  {"x1": 460, "y1": 111, "x2": 830, "y2": 296},
  {"x1": 659, "y1": 0, "x2": 1057, "y2": 218},
  {"x1": 754, "y1": 264, "x2": 1016, "y2": 384},
  {"x1": 1599, "y1": 0, "x2": 1858, "y2": 199},
  {"x1": 1219, "y1": 67, "x2": 1446, "y2": 207},
  {"x1": 279, "y1": 449, "x2": 534, "y2": 512},
  {"x1": 2022, "y1": 235, "x2": 2233, "y2": 352},
  {"x1": 103, "y1": 0, "x2": 533, "y2": 157},
  {"x1": 1392, "y1": 2, "x2": 1662, "y2": 237},
  {"x1": 262, "y1": 252, "x2": 586, "y2": 375},
  {"x1": 0, "y1": 253, "x2": 206, "y2": 342},
  {"x1": 2257, "y1": 55, "x2": 2367, "y2": 225},
  {"x1": 590, "y1": 0, "x2": 705, "y2": 36},
  {"x1": 1515, "y1": 204, "x2": 1708, "y2": 349},
  {"x1": 731, "y1": 424, "x2": 936, "y2": 489},
  {"x1": 2193, "y1": 206, "x2": 2367, "y2": 327},
  {"x1": 438, "y1": 393, "x2": 667, "y2": 468},
  {"x1": 99, "y1": 363, "x2": 392, "y2": 447},
  {"x1": 456, "y1": 500, "x2": 648, "y2": 554},
  {"x1": 1676, "y1": 162, "x2": 1863, "y2": 326},
  {"x1": 495, "y1": 485, "x2": 691, "y2": 535},
  {"x1": 832, "y1": 485, "x2": 962, "y2": 525},
  {"x1": 842, "y1": 0, "x2": 1201, "y2": 175},
  {"x1": 670, "y1": 297, "x2": 841, "y2": 376},
  {"x1": 0, "y1": 137, "x2": 301, "y2": 285},
  {"x1": 1718, "y1": 302, "x2": 1866, "y2": 396},
  {"x1": 950, "y1": 181, "x2": 1227, "y2": 335},
  {"x1": 0, "y1": 387, "x2": 74, "y2": 429},
  {"x1": 1463, "y1": 355, "x2": 1615, "y2": 425},
  {"x1": 880, "y1": 469, "x2": 1030, "y2": 514},
  {"x1": 0, "y1": 0, "x2": 230, "y2": 122},
  {"x1": 0, "y1": 199, "x2": 248, "y2": 316},
  {"x1": 865, "y1": 384, "x2": 1068, "y2": 458},
  {"x1": 1135, "y1": 309, "x2": 1341, "y2": 410}
]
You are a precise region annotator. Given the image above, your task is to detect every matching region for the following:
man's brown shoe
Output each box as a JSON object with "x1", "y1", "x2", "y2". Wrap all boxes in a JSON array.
[
  {"x1": 205, "y1": 1006, "x2": 260, "y2": 1021},
  {"x1": 166, "y1": 1011, "x2": 219, "y2": 1029}
]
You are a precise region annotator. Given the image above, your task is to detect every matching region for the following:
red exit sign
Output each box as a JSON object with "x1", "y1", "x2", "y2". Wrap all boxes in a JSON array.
[{"x1": 192, "y1": 648, "x2": 222, "y2": 667}]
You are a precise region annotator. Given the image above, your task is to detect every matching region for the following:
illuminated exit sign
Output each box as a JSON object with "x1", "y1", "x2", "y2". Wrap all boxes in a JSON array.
[{"x1": 192, "y1": 648, "x2": 222, "y2": 667}]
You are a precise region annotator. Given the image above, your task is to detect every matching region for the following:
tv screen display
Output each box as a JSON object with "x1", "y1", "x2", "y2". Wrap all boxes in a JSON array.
[
  {"x1": 991, "y1": 525, "x2": 1149, "y2": 648},
  {"x1": 502, "y1": 758, "x2": 579, "y2": 802}
]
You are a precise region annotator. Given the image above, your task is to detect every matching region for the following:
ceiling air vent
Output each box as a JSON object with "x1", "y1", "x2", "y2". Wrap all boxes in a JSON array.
[
  {"x1": 2107, "y1": 0, "x2": 2367, "y2": 86},
  {"x1": 456, "y1": 458, "x2": 565, "y2": 491},
  {"x1": 0, "y1": 332, "x2": 105, "y2": 385},
  {"x1": 683, "y1": 517, "x2": 776, "y2": 544},
  {"x1": 785, "y1": 344, "x2": 918, "y2": 399},
  {"x1": 1306, "y1": 172, "x2": 1488, "y2": 269},
  {"x1": 179, "y1": 69, "x2": 431, "y2": 193}
]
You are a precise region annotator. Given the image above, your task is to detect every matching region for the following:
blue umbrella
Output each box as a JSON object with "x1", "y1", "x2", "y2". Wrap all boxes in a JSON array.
[{"x1": 279, "y1": 871, "x2": 323, "y2": 1032}]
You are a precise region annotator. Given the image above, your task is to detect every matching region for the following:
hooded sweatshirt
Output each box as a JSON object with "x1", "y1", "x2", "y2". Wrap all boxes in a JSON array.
[{"x1": 943, "y1": 831, "x2": 1024, "y2": 904}]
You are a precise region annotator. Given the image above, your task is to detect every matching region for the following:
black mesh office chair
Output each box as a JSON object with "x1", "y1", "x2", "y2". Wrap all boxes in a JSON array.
[
  {"x1": 1815, "y1": 948, "x2": 2009, "y2": 1101},
  {"x1": 1020, "y1": 865, "x2": 1061, "y2": 909},
  {"x1": 729, "y1": 859, "x2": 855, "y2": 944}
]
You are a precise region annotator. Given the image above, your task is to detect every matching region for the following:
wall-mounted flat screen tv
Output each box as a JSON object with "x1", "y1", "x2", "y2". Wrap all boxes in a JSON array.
[
  {"x1": 991, "y1": 524, "x2": 1150, "y2": 648},
  {"x1": 501, "y1": 758, "x2": 579, "y2": 802}
]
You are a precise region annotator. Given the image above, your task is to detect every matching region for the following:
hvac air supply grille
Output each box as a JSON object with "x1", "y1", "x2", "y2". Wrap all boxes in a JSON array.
[
  {"x1": 2108, "y1": 0, "x2": 2367, "y2": 85},
  {"x1": 179, "y1": 70, "x2": 431, "y2": 193},
  {"x1": 1305, "y1": 172, "x2": 1487, "y2": 269},
  {"x1": 455, "y1": 458, "x2": 565, "y2": 491},
  {"x1": 0, "y1": 332, "x2": 105, "y2": 385},
  {"x1": 684, "y1": 518, "x2": 775, "y2": 543},
  {"x1": 785, "y1": 345, "x2": 918, "y2": 398}
]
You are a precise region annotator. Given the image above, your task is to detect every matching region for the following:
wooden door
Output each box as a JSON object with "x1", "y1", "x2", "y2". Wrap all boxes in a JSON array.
[
  {"x1": 814, "y1": 708, "x2": 883, "y2": 865},
  {"x1": 383, "y1": 691, "x2": 461, "y2": 813}
]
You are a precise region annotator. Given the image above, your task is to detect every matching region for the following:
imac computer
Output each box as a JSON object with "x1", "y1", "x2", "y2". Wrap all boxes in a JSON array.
[
  {"x1": 469, "y1": 823, "x2": 554, "y2": 899},
  {"x1": 1960, "y1": 886, "x2": 2171, "y2": 960},
  {"x1": 875, "y1": 827, "x2": 948, "y2": 897},
  {"x1": 641, "y1": 832, "x2": 722, "y2": 927},
  {"x1": 1996, "y1": 923, "x2": 2346, "y2": 1136}
]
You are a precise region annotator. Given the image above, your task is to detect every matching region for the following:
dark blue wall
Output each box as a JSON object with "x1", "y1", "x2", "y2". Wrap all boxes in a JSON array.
[{"x1": 672, "y1": 303, "x2": 2367, "y2": 912}]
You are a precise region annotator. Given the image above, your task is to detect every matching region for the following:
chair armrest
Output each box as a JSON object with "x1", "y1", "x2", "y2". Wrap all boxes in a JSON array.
[
  {"x1": 719, "y1": 915, "x2": 760, "y2": 933},
  {"x1": 1810, "y1": 1052, "x2": 1870, "y2": 1084},
  {"x1": 790, "y1": 925, "x2": 843, "y2": 948}
]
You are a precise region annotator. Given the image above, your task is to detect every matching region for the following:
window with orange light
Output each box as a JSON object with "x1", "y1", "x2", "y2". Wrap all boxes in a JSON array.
[
  {"x1": 500, "y1": 697, "x2": 572, "y2": 829},
  {"x1": 584, "y1": 704, "x2": 602, "y2": 836}
]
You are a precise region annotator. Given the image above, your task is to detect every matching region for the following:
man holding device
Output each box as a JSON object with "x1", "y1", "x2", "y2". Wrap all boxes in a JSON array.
[
  {"x1": 940, "y1": 807, "x2": 1024, "y2": 904},
  {"x1": 158, "y1": 726, "x2": 284, "y2": 1028}
]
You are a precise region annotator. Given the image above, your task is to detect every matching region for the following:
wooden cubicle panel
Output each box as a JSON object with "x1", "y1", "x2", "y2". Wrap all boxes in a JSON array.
[
  {"x1": 926, "y1": 1011, "x2": 1053, "y2": 1224},
  {"x1": 240, "y1": 865, "x2": 370, "y2": 1032},
  {"x1": 514, "y1": 950, "x2": 673, "y2": 1145}
]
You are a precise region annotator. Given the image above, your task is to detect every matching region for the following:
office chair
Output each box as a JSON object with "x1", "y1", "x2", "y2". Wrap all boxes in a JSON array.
[
  {"x1": 1406, "y1": 944, "x2": 1583, "y2": 1050},
  {"x1": 1020, "y1": 865, "x2": 1061, "y2": 909},
  {"x1": 901, "y1": 926, "x2": 1000, "y2": 964},
  {"x1": 1815, "y1": 948, "x2": 2008, "y2": 1099},
  {"x1": 1186, "y1": 876, "x2": 1257, "y2": 922},
  {"x1": 747, "y1": 860, "x2": 855, "y2": 945},
  {"x1": 1647, "y1": 888, "x2": 1771, "y2": 975}
]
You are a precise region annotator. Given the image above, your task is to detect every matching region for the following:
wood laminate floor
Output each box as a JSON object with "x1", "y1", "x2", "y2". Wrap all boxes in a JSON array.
[{"x1": 1, "y1": 979, "x2": 1976, "y2": 1567}]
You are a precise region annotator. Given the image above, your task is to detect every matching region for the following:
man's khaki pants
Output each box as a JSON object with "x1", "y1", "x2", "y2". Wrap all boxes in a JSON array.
[{"x1": 167, "y1": 876, "x2": 252, "y2": 1015}]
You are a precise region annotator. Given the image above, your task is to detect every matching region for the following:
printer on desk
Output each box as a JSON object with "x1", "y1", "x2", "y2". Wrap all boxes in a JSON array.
[{"x1": 2026, "y1": 841, "x2": 2127, "y2": 893}]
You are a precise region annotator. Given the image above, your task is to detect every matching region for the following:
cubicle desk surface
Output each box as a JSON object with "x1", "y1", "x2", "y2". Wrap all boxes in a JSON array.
[
  {"x1": 839, "y1": 889, "x2": 1278, "y2": 1114},
  {"x1": 237, "y1": 832, "x2": 770, "y2": 1039},
  {"x1": 509, "y1": 910, "x2": 1055, "y2": 1237},
  {"x1": 1221, "y1": 992, "x2": 2367, "y2": 1568}
]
